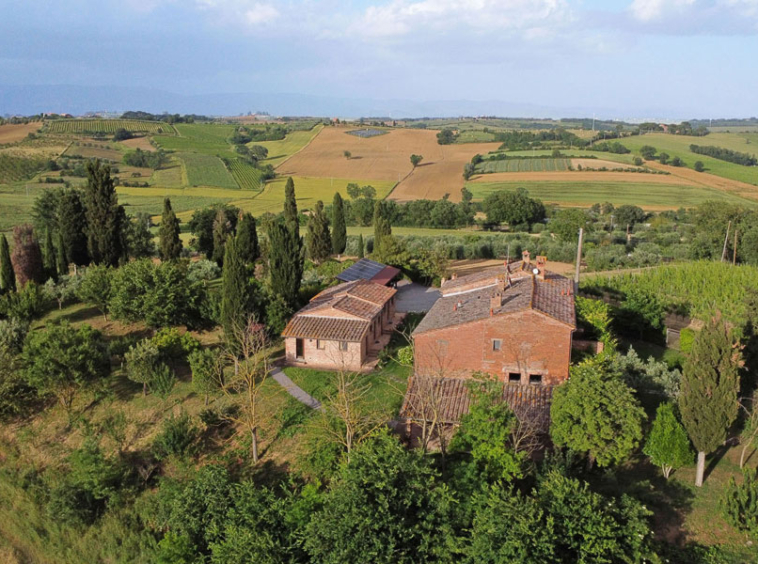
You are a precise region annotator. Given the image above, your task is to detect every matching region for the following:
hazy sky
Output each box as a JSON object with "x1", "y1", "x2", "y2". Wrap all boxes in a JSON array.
[{"x1": 1, "y1": 0, "x2": 756, "y2": 117}]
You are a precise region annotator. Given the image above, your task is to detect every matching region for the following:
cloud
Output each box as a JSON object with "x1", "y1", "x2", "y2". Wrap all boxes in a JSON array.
[
  {"x1": 352, "y1": 0, "x2": 574, "y2": 38},
  {"x1": 628, "y1": 0, "x2": 758, "y2": 32},
  {"x1": 629, "y1": 0, "x2": 695, "y2": 22},
  {"x1": 244, "y1": 3, "x2": 279, "y2": 24}
]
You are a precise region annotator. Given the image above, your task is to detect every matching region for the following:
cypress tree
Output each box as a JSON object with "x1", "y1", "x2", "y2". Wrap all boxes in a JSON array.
[
  {"x1": 680, "y1": 315, "x2": 741, "y2": 487},
  {"x1": 373, "y1": 200, "x2": 392, "y2": 256},
  {"x1": 212, "y1": 208, "x2": 231, "y2": 267},
  {"x1": 283, "y1": 177, "x2": 299, "y2": 237},
  {"x1": 236, "y1": 212, "x2": 259, "y2": 265},
  {"x1": 307, "y1": 201, "x2": 332, "y2": 264},
  {"x1": 56, "y1": 231, "x2": 68, "y2": 277},
  {"x1": 57, "y1": 188, "x2": 89, "y2": 267},
  {"x1": 267, "y1": 218, "x2": 303, "y2": 307},
  {"x1": 42, "y1": 229, "x2": 57, "y2": 282},
  {"x1": 83, "y1": 160, "x2": 125, "y2": 266},
  {"x1": 159, "y1": 198, "x2": 182, "y2": 261},
  {"x1": 0, "y1": 234, "x2": 15, "y2": 294},
  {"x1": 357, "y1": 233, "x2": 365, "y2": 259},
  {"x1": 221, "y1": 234, "x2": 251, "y2": 341},
  {"x1": 10, "y1": 224, "x2": 44, "y2": 287},
  {"x1": 332, "y1": 192, "x2": 347, "y2": 255}
]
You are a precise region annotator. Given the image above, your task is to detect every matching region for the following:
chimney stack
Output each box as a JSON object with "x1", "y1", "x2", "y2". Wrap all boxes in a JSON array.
[
  {"x1": 522, "y1": 250, "x2": 531, "y2": 264},
  {"x1": 490, "y1": 292, "x2": 502, "y2": 310}
]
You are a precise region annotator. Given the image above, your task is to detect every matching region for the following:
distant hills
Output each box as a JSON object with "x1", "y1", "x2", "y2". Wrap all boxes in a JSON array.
[{"x1": 0, "y1": 84, "x2": 710, "y2": 122}]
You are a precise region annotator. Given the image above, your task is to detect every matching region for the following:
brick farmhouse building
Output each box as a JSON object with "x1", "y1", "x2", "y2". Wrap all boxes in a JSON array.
[
  {"x1": 401, "y1": 253, "x2": 576, "y2": 435},
  {"x1": 281, "y1": 279, "x2": 398, "y2": 372}
]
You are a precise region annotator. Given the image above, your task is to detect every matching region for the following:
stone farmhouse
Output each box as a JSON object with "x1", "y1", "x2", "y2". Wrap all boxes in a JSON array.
[
  {"x1": 281, "y1": 279, "x2": 398, "y2": 372},
  {"x1": 401, "y1": 252, "x2": 576, "y2": 435}
]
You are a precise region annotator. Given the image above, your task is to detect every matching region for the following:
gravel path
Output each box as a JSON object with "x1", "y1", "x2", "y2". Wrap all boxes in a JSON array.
[{"x1": 270, "y1": 366, "x2": 322, "y2": 410}]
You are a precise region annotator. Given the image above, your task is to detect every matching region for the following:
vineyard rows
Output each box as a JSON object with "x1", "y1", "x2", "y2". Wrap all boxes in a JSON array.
[
  {"x1": 227, "y1": 159, "x2": 264, "y2": 191},
  {"x1": 0, "y1": 154, "x2": 46, "y2": 183},
  {"x1": 46, "y1": 119, "x2": 176, "y2": 136},
  {"x1": 476, "y1": 158, "x2": 570, "y2": 173}
]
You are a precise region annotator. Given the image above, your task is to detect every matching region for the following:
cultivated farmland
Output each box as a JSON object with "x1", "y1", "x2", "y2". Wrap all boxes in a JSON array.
[
  {"x1": 0, "y1": 122, "x2": 42, "y2": 144},
  {"x1": 280, "y1": 126, "x2": 500, "y2": 201},
  {"x1": 227, "y1": 158, "x2": 264, "y2": 191},
  {"x1": 0, "y1": 154, "x2": 46, "y2": 183},
  {"x1": 476, "y1": 158, "x2": 570, "y2": 173},
  {"x1": 178, "y1": 152, "x2": 238, "y2": 189},
  {"x1": 46, "y1": 119, "x2": 175, "y2": 135},
  {"x1": 256, "y1": 125, "x2": 323, "y2": 167}
]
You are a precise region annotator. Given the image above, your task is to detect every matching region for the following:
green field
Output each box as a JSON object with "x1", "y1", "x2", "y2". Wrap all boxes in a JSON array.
[
  {"x1": 466, "y1": 180, "x2": 756, "y2": 209},
  {"x1": 476, "y1": 157, "x2": 570, "y2": 173},
  {"x1": 0, "y1": 154, "x2": 46, "y2": 183},
  {"x1": 255, "y1": 125, "x2": 323, "y2": 167},
  {"x1": 621, "y1": 132, "x2": 758, "y2": 185},
  {"x1": 500, "y1": 149, "x2": 637, "y2": 165},
  {"x1": 154, "y1": 123, "x2": 238, "y2": 158},
  {"x1": 178, "y1": 152, "x2": 237, "y2": 189},
  {"x1": 227, "y1": 158, "x2": 264, "y2": 191},
  {"x1": 455, "y1": 129, "x2": 497, "y2": 143},
  {"x1": 46, "y1": 119, "x2": 175, "y2": 135}
]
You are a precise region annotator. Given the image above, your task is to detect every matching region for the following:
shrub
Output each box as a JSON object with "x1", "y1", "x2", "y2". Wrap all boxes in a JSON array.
[
  {"x1": 0, "y1": 282, "x2": 49, "y2": 320},
  {"x1": 152, "y1": 363, "x2": 177, "y2": 400},
  {"x1": 124, "y1": 339, "x2": 161, "y2": 396},
  {"x1": 152, "y1": 327, "x2": 200, "y2": 363},
  {"x1": 722, "y1": 468, "x2": 758, "y2": 539},
  {"x1": 153, "y1": 411, "x2": 198, "y2": 459},
  {"x1": 679, "y1": 328, "x2": 696, "y2": 353}
]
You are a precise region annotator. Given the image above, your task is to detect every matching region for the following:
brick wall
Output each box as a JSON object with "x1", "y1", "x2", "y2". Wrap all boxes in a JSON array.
[
  {"x1": 285, "y1": 336, "x2": 365, "y2": 372},
  {"x1": 414, "y1": 310, "x2": 572, "y2": 386}
]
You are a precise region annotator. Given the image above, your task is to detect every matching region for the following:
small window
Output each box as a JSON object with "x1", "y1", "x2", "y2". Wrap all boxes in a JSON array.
[
  {"x1": 339, "y1": 341, "x2": 348, "y2": 351},
  {"x1": 492, "y1": 339, "x2": 502, "y2": 351},
  {"x1": 316, "y1": 340, "x2": 325, "y2": 350},
  {"x1": 529, "y1": 374, "x2": 543, "y2": 385},
  {"x1": 508, "y1": 372, "x2": 521, "y2": 383}
]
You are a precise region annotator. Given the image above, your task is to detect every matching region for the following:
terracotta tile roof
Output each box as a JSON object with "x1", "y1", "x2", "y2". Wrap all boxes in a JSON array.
[
  {"x1": 281, "y1": 315, "x2": 369, "y2": 342},
  {"x1": 413, "y1": 267, "x2": 574, "y2": 335},
  {"x1": 440, "y1": 261, "x2": 530, "y2": 295},
  {"x1": 400, "y1": 377, "x2": 555, "y2": 428},
  {"x1": 282, "y1": 280, "x2": 396, "y2": 341}
]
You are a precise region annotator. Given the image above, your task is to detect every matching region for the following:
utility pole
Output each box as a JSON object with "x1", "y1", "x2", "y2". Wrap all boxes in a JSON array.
[
  {"x1": 574, "y1": 227, "x2": 584, "y2": 293},
  {"x1": 733, "y1": 229, "x2": 739, "y2": 265},
  {"x1": 721, "y1": 221, "x2": 732, "y2": 262}
]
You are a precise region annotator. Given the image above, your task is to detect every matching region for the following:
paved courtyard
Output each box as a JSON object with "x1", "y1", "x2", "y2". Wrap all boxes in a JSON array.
[{"x1": 395, "y1": 280, "x2": 440, "y2": 313}]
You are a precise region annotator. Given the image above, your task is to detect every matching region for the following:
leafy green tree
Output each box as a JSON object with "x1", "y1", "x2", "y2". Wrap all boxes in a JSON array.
[
  {"x1": 304, "y1": 432, "x2": 453, "y2": 564},
  {"x1": 680, "y1": 315, "x2": 741, "y2": 487},
  {"x1": 212, "y1": 208, "x2": 231, "y2": 266},
  {"x1": 267, "y1": 218, "x2": 303, "y2": 307},
  {"x1": 159, "y1": 198, "x2": 182, "y2": 261},
  {"x1": 694, "y1": 160, "x2": 705, "y2": 172},
  {"x1": 331, "y1": 192, "x2": 347, "y2": 255},
  {"x1": 0, "y1": 234, "x2": 15, "y2": 294},
  {"x1": 306, "y1": 201, "x2": 332, "y2": 264},
  {"x1": 451, "y1": 382, "x2": 524, "y2": 481},
  {"x1": 549, "y1": 208, "x2": 590, "y2": 242},
  {"x1": 221, "y1": 235, "x2": 252, "y2": 340},
  {"x1": 124, "y1": 338, "x2": 161, "y2": 396},
  {"x1": 31, "y1": 187, "x2": 62, "y2": 237},
  {"x1": 283, "y1": 176, "x2": 299, "y2": 237},
  {"x1": 57, "y1": 188, "x2": 89, "y2": 267},
  {"x1": 236, "y1": 212, "x2": 259, "y2": 265},
  {"x1": 357, "y1": 234, "x2": 365, "y2": 259},
  {"x1": 410, "y1": 154, "x2": 423, "y2": 168},
  {"x1": 77, "y1": 264, "x2": 112, "y2": 320},
  {"x1": 188, "y1": 348, "x2": 220, "y2": 405},
  {"x1": 614, "y1": 204, "x2": 646, "y2": 227},
  {"x1": 644, "y1": 402, "x2": 693, "y2": 478},
  {"x1": 188, "y1": 205, "x2": 239, "y2": 259},
  {"x1": 484, "y1": 188, "x2": 545, "y2": 226},
  {"x1": 42, "y1": 229, "x2": 58, "y2": 282},
  {"x1": 55, "y1": 231, "x2": 68, "y2": 276},
  {"x1": 639, "y1": 145, "x2": 657, "y2": 160},
  {"x1": 372, "y1": 201, "x2": 392, "y2": 257},
  {"x1": 436, "y1": 128, "x2": 456, "y2": 145},
  {"x1": 343, "y1": 150, "x2": 351, "y2": 160},
  {"x1": 658, "y1": 152, "x2": 670, "y2": 165},
  {"x1": 126, "y1": 213, "x2": 155, "y2": 259},
  {"x1": 22, "y1": 321, "x2": 109, "y2": 411},
  {"x1": 83, "y1": 160, "x2": 126, "y2": 266},
  {"x1": 551, "y1": 359, "x2": 645, "y2": 468},
  {"x1": 10, "y1": 224, "x2": 44, "y2": 287}
]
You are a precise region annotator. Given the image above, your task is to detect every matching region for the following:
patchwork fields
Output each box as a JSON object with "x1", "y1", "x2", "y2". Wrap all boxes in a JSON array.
[
  {"x1": 476, "y1": 158, "x2": 570, "y2": 173},
  {"x1": 46, "y1": 119, "x2": 175, "y2": 135},
  {"x1": 0, "y1": 122, "x2": 42, "y2": 144}
]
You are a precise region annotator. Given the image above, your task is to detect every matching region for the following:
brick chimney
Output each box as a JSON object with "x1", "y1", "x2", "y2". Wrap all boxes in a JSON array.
[
  {"x1": 522, "y1": 250, "x2": 531, "y2": 265},
  {"x1": 535, "y1": 255, "x2": 547, "y2": 281},
  {"x1": 490, "y1": 292, "x2": 502, "y2": 310}
]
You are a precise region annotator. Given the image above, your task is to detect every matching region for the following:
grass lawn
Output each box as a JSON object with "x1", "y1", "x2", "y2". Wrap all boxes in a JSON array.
[
  {"x1": 257, "y1": 125, "x2": 323, "y2": 168},
  {"x1": 466, "y1": 179, "x2": 754, "y2": 209}
]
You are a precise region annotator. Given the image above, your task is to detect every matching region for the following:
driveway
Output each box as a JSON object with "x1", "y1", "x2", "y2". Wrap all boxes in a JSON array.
[{"x1": 395, "y1": 280, "x2": 440, "y2": 313}]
